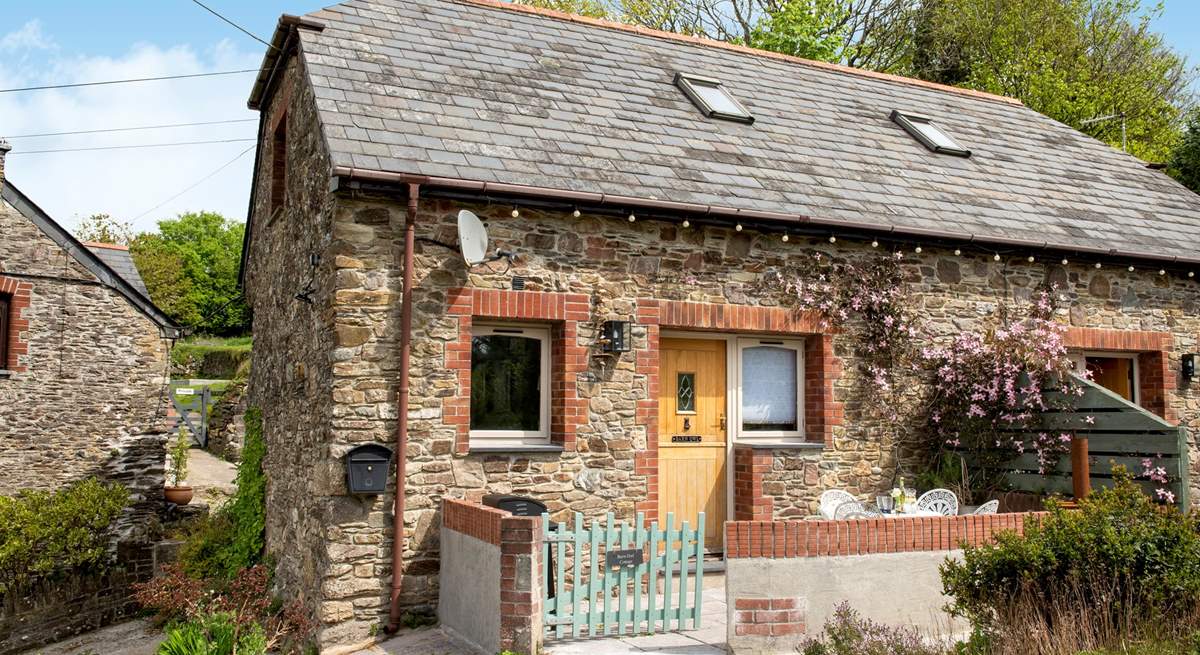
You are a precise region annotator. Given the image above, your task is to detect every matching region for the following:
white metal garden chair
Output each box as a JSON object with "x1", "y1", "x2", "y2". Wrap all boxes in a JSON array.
[
  {"x1": 843, "y1": 504, "x2": 883, "y2": 519},
  {"x1": 916, "y1": 488, "x2": 959, "y2": 516},
  {"x1": 833, "y1": 499, "x2": 868, "y2": 520},
  {"x1": 819, "y1": 489, "x2": 856, "y2": 519},
  {"x1": 971, "y1": 499, "x2": 999, "y2": 515}
]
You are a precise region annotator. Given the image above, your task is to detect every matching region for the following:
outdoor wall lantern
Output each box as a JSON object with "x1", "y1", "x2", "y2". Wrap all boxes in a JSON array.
[
  {"x1": 599, "y1": 320, "x2": 633, "y2": 354},
  {"x1": 344, "y1": 444, "x2": 392, "y2": 494},
  {"x1": 1184, "y1": 354, "x2": 1196, "y2": 380}
]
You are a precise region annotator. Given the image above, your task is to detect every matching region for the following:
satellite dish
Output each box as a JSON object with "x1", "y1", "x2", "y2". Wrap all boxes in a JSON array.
[{"x1": 457, "y1": 210, "x2": 489, "y2": 265}]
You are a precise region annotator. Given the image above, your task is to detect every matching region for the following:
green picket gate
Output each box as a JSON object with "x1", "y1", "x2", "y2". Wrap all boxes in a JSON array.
[{"x1": 540, "y1": 511, "x2": 704, "y2": 639}]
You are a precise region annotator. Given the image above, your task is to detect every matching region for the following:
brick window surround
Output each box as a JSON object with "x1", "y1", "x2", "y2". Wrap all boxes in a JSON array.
[
  {"x1": 634, "y1": 300, "x2": 843, "y2": 519},
  {"x1": 445, "y1": 288, "x2": 590, "y2": 455},
  {"x1": 0, "y1": 276, "x2": 32, "y2": 372},
  {"x1": 1063, "y1": 327, "x2": 1174, "y2": 422}
]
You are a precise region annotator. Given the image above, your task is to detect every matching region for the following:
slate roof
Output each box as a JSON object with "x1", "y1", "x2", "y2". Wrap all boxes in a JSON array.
[
  {"x1": 276, "y1": 0, "x2": 1200, "y2": 262},
  {"x1": 1, "y1": 181, "x2": 180, "y2": 338},
  {"x1": 86, "y1": 243, "x2": 151, "y2": 299}
]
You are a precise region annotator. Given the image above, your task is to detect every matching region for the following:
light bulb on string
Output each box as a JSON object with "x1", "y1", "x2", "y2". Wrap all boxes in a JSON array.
[
  {"x1": 829, "y1": 235, "x2": 836, "y2": 243},
  {"x1": 735, "y1": 224, "x2": 743, "y2": 232},
  {"x1": 954, "y1": 249, "x2": 962, "y2": 256},
  {"x1": 628, "y1": 214, "x2": 636, "y2": 223},
  {"x1": 511, "y1": 206, "x2": 520, "y2": 218},
  {"x1": 993, "y1": 253, "x2": 1001, "y2": 262},
  {"x1": 572, "y1": 208, "x2": 581, "y2": 218},
  {"x1": 681, "y1": 219, "x2": 690, "y2": 228},
  {"x1": 914, "y1": 246, "x2": 922, "y2": 254},
  {"x1": 871, "y1": 240, "x2": 879, "y2": 248},
  {"x1": 781, "y1": 234, "x2": 789, "y2": 243}
]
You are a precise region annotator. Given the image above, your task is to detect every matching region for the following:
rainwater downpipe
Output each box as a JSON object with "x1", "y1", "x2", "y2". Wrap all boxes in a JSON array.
[{"x1": 386, "y1": 182, "x2": 419, "y2": 633}]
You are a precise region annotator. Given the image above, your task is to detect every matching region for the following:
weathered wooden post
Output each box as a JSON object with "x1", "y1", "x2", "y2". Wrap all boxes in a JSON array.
[{"x1": 1071, "y1": 436, "x2": 1090, "y2": 499}]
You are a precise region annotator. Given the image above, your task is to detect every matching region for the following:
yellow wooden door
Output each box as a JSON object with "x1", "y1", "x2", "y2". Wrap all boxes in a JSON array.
[
  {"x1": 659, "y1": 338, "x2": 727, "y2": 548},
  {"x1": 1087, "y1": 356, "x2": 1134, "y2": 402}
]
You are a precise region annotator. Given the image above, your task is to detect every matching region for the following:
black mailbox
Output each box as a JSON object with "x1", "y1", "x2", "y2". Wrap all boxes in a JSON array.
[
  {"x1": 345, "y1": 444, "x2": 392, "y2": 494},
  {"x1": 482, "y1": 494, "x2": 548, "y2": 517}
]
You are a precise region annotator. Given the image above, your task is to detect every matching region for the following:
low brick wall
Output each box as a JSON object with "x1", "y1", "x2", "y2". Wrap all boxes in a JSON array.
[
  {"x1": 438, "y1": 499, "x2": 543, "y2": 655},
  {"x1": 724, "y1": 513, "x2": 1043, "y2": 654},
  {"x1": 0, "y1": 540, "x2": 177, "y2": 655}
]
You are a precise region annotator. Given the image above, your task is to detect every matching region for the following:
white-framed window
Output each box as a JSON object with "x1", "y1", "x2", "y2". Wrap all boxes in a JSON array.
[
  {"x1": 735, "y1": 337, "x2": 805, "y2": 442},
  {"x1": 1069, "y1": 350, "x2": 1139, "y2": 405},
  {"x1": 469, "y1": 324, "x2": 551, "y2": 445}
]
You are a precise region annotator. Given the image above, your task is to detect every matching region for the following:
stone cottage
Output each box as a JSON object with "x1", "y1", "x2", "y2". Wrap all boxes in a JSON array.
[
  {"x1": 238, "y1": 0, "x2": 1200, "y2": 648},
  {"x1": 0, "y1": 141, "x2": 181, "y2": 538}
]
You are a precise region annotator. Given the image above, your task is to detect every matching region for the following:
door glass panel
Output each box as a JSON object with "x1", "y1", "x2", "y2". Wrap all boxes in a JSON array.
[
  {"x1": 742, "y1": 346, "x2": 798, "y2": 431},
  {"x1": 677, "y1": 372, "x2": 695, "y2": 413},
  {"x1": 470, "y1": 334, "x2": 542, "y2": 431}
]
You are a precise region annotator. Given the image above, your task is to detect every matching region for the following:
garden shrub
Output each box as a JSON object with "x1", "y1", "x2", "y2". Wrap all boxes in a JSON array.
[
  {"x1": 942, "y1": 469, "x2": 1200, "y2": 653},
  {"x1": 180, "y1": 407, "x2": 265, "y2": 579},
  {"x1": 801, "y1": 602, "x2": 951, "y2": 655},
  {"x1": 136, "y1": 564, "x2": 314, "y2": 654},
  {"x1": 157, "y1": 611, "x2": 268, "y2": 655},
  {"x1": 0, "y1": 478, "x2": 128, "y2": 594}
]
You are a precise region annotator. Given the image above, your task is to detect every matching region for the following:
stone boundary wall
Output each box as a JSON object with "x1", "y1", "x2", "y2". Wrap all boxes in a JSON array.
[
  {"x1": 438, "y1": 499, "x2": 543, "y2": 655},
  {"x1": 0, "y1": 540, "x2": 178, "y2": 655},
  {"x1": 724, "y1": 513, "x2": 1043, "y2": 654}
]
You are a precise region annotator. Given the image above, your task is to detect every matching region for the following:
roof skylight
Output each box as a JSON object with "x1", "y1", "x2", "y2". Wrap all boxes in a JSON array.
[
  {"x1": 675, "y1": 73, "x2": 754, "y2": 124},
  {"x1": 891, "y1": 110, "x2": 970, "y2": 157}
]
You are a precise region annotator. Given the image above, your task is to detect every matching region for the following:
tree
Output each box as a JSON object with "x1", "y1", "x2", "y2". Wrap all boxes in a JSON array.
[
  {"x1": 742, "y1": 0, "x2": 850, "y2": 61},
  {"x1": 74, "y1": 213, "x2": 133, "y2": 246},
  {"x1": 515, "y1": 0, "x2": 610, "y2": 17},
  {"x1": 907, "y1": 0, "x2": 1194, "y2": 162},
  {"x1": 1168, "y1": 109, "x2": 1200, "y2": 194},
  {"x1": 131, "y1": 212, "x2": 248, "y2": 336}
]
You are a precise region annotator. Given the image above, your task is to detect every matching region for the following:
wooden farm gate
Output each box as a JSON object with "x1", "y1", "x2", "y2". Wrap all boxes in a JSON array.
[
  {"x1": 541, "y1": 511, "x2": 704, "y2": 639},
  {"x1": 169, "y1": 382, "x2": 212, "y2": 448}
]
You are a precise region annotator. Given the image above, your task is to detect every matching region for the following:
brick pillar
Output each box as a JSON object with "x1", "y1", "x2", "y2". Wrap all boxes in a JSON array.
[
  {"x1": 734, "y1": 445, "x2": 774, "y2": 521},
  {"x1": 499, "y1": 515, "x2": 543, "y2": 655},
  {"x1": 1137, "y1": 350, "x2": 1174, "y2": 421}
]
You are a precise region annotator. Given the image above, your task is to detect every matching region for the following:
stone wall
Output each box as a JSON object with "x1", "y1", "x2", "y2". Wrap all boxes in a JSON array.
[
  {"x1": 206, "y1": 378, "x2": 247, "y2": 462},
  {"x1": 241, "y1": 53, "x2": 343, "y2": 644},
  {"x1": 247, "y1": 177, "x2": 1200, "y2": 648},
  {"x1": 0, "y1": 193, "x2": 171, "y2": 542},
  {"x1": 0, "y1": 540, "x2": 170, "y2": 655}
]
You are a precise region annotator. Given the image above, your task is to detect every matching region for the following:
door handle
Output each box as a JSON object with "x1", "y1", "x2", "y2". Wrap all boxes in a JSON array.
[{"x1": 719, "y1": 415, "x2": 726, "y2": 430}]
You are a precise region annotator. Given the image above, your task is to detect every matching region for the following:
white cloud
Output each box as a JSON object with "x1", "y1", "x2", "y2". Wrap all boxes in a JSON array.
[
  {"x1": 0, "y1": 26, "x2": 263, "y2": 234},
  {"x1": 1, "y1": 20, "x2": 55, "y2": 52}
]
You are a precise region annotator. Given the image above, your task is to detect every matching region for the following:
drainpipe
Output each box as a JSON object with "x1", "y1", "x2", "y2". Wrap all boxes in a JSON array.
[{"x1": 385, "y1": 182, "x2": 419, "y2": 633}]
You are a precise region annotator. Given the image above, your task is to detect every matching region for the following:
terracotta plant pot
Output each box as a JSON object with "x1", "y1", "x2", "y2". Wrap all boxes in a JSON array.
[{"x1": 164, "y1": 486, "x2": 194, "y2": 505}]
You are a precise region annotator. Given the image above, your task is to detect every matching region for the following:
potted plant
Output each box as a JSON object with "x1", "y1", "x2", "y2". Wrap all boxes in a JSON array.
[{"x1": 164, "y1": 427, "x2": 193, "y2": 505}]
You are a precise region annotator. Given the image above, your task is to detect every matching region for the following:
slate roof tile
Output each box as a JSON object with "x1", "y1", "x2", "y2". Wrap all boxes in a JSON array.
[{"x1": 289, "y1": 0, "x2": 1200, "y2": 259}]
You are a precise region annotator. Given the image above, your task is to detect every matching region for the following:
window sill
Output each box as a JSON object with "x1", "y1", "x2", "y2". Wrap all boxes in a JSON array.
[
  {"x1": 741, "y1": 441, "x2": 825, "y2": 451},
  {"x1": 468, "y1": 444, "x2": 565, "y2": 454},
  {"x1": 0, "y1": 370, "x2": 12, "y2": 379}
]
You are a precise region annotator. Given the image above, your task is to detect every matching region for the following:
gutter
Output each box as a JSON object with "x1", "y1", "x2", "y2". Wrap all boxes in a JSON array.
[
  {"x1": 331, "y1": 166, "x2": 1197, "y2": 271},
  {"x1": 385, "y1": 182, "x2": 420, "y2": 634}
]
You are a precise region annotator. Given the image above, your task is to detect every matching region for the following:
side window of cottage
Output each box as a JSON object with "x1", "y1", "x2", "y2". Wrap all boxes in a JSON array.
[
  {"x1": 270, "y1": 113, "x2": 287, "y2": 216},
  {"x1": 469, "y1": 324, "x2": 551, "y2": 445},
  {"x1": 0, "y1": 293, "x2": 10, "y2": 370},
  {"x1": 736, "y1": 338, "x2": 804, "y2": 442}
]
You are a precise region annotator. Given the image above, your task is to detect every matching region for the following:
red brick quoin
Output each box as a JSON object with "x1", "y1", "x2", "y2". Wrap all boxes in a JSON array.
[
  {"x1": 444, "y1": 288, "x2": 590, "y2": 455},
  {"x1": 633, "y1": 300, "x2": 843, "y2": 518},
  {"x1": 1063, "y1": 327, "x2": 1174, "y2": 422},
  {"x1": 0, "y1": 276, "x2": 32, "y2": 372},
  {"x1": 734, "y1": 597, "x2": 805, "y2": 637}
]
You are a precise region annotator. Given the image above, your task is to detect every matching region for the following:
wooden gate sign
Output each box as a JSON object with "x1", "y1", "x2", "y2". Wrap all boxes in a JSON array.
[{"x1": 606, "y1": 548, "x2": 643, "y2": 568}]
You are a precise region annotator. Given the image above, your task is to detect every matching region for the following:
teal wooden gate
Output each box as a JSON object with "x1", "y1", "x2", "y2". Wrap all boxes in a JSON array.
[{"x1": 540, "y1": 511, "x2": 704, "y2": 639}]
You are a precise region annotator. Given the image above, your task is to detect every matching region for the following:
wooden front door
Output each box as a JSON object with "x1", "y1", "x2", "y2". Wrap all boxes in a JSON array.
[
  {"x1": 658, "y1": 338, "x2": 727, "y2": 548},
  {"x1": 1086, "y1": 356, "x2": 1136, "y2": 403}
]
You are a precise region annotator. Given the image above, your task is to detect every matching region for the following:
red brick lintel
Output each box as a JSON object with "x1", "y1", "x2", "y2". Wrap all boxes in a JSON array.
[{"x1": 725, "y1": 512, "x2": 1046, "y2": 558}]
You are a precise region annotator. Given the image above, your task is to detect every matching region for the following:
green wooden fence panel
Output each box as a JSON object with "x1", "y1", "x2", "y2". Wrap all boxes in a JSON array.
[{"x1": 541, "y1": 510, "x2": 704, "y2": 638}]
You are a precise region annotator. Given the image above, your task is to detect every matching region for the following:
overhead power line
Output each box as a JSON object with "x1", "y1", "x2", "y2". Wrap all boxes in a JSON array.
[
  {"x1": 188, "y1": 0, "x2": 278, "y2": 51},
  {"x1": 0, "y1": 69, "x2": 258, "y2": 94},
  {"x1": 132, "y1": 144, "x2": 256, "y2": 221},
  {"x1": 6, "y1": 118, "x2": 257, "y2": 140},
  {"x1": 7, "y1": 138, "x2": 256, "y2": 155}
]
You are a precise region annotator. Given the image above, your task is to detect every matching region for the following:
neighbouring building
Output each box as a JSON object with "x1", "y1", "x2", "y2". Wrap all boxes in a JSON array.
[
  {"x1": 0, "y1": 141, "x2": 181, "y2": 538},
  {"x1": 238, "y1": 0, "x2": 1200, "y2": 649}
]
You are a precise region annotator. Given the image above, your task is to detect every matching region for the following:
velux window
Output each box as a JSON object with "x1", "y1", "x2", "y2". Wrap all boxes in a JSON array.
[
  {"x1": 674, "y1": 72, "x2": 754, "y2": 124},
  {"x1": 736, "y1": 338, "x2": 804, "y2": 441},
  {"x1": 891, "y1": 110, "x2": 971, "y2": 157},
  {"x1": 470, "y1": 324, "x2": 551, "y2": 444}
]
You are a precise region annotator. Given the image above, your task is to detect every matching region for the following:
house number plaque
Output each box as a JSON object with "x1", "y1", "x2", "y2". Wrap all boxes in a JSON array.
[
  {"x1": 606, "y1": 548, "x2": 643, "y2": 568},
  {"x1": 671, "y1": 435, "x2": 701, "y2": 443}
]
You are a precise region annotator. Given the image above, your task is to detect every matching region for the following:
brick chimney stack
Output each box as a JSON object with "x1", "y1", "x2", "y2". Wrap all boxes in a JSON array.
[{"x1": 0, "y1": 139, "x2": 10, "y2": 187}]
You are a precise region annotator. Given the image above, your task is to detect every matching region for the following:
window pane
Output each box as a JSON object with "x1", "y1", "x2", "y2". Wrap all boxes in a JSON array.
[
  {"x1": 912, "y1": 120, "x2": 962, "y2": 151},
  {"x1": 692, "y1": 81, "x2": 747, "y2": 117},
  {"x1": 471, "y1": 334, "x2": 542, "y2": 432},
  {"x1": 742, "y1": 346, "x2": 797, "y2": 431},
  {"x1": 677, "y1": 372, "x2": 695, "y2": 413}
]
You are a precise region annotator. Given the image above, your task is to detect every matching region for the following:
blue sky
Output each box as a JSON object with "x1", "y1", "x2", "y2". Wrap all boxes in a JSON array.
[{"x1": 0, "y1": 1, "x2": 1196, "y2": 233}]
